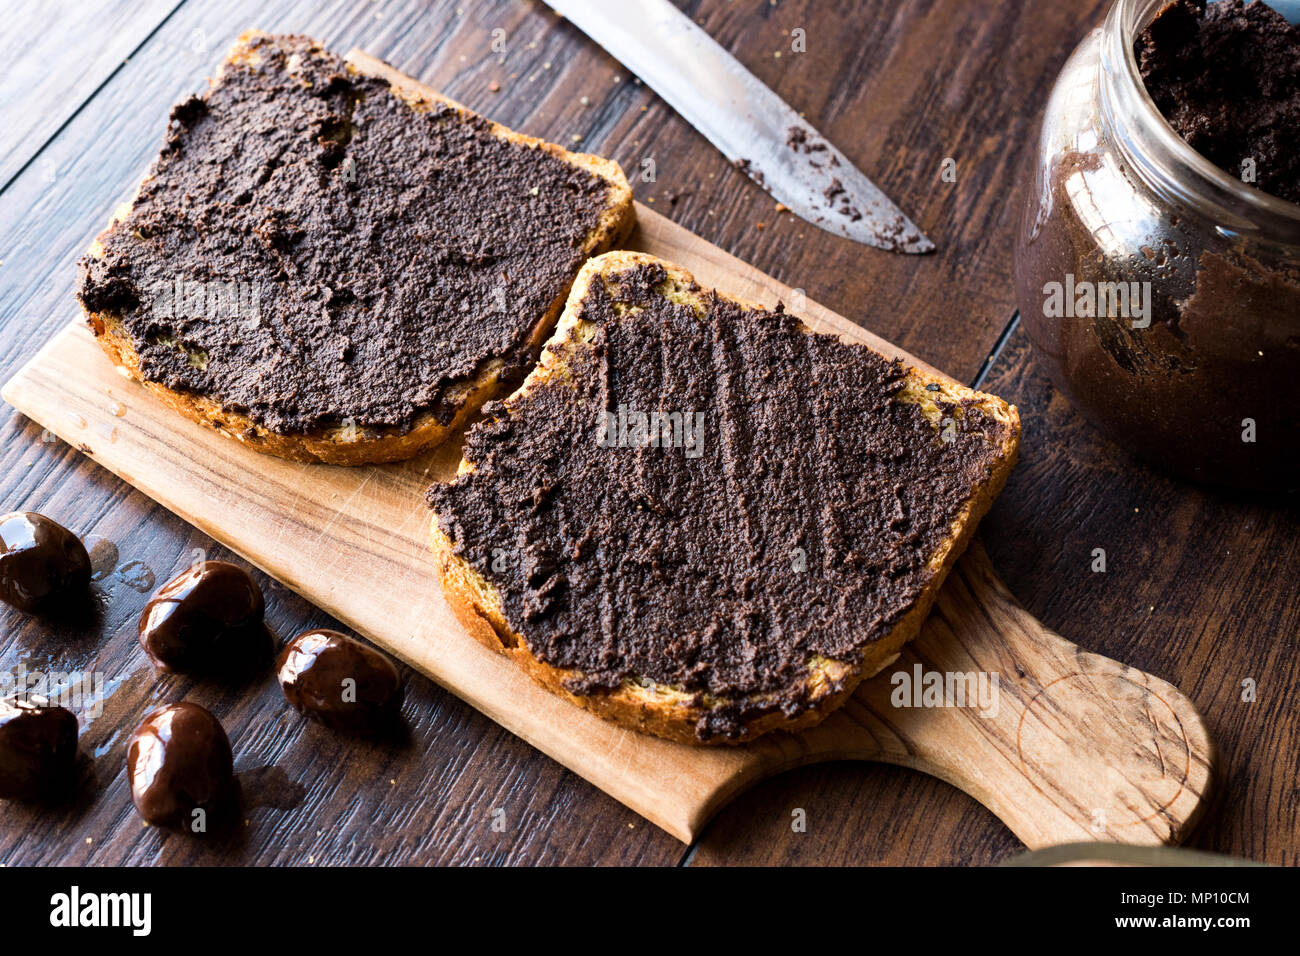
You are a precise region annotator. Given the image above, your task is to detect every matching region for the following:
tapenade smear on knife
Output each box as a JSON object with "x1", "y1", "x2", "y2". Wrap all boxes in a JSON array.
[{"x1": 76, "y1": 31, "x2": 632, "y2": 463}]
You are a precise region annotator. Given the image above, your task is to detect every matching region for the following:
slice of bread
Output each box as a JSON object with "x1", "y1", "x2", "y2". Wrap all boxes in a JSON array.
[
  {"x1": 77, "y1": 31, "x2": 634, "y2": 465},
  {"x1": 429, "y1": 251, "x2": 1020, "y2": 745}
]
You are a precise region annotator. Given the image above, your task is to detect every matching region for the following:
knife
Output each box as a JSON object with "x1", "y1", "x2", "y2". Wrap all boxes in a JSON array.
[{"x1": 543, "y1": 0, "x2": 934, "y2": 254}]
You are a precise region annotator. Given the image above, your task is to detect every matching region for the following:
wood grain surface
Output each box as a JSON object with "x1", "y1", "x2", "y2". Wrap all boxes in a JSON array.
[
  {"x1": 2, "y1": 0, "x2": 1284, "y2": 867},
  {"x1": 0, "y1": 0, "x2": 180, "y2": 188}
]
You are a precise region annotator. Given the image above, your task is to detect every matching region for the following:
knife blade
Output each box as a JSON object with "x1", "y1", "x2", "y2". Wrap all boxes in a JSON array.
[{"x1": 544, "y1": 0, "x2": 934, "y2": 254}]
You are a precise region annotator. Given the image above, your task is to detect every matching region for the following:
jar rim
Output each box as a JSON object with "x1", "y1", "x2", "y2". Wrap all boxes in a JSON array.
[{"x1": 1103, "y1": 0, "x2": 1300, "y2": 239}]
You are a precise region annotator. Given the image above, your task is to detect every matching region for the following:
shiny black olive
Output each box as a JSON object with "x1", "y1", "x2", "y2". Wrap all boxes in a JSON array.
[
  {"x1": 0, "y1": 698, "x2": 78, "y2": 800},
  {"x1": 137, "y1": 561, "x2": 269, "y2": 672},
  {"x1": 0, "y1": 512, "x2": 91, "y2": 613},
  {"x1": 126, "y1": 701, "x2": 235, "y2": 831},
  {"x1": 277, "y1": 629, "x2": 402, "y2": 733}
]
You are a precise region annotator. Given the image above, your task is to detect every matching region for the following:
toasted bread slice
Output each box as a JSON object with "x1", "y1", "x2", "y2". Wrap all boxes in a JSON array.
[
  {"x1": 77, "y1": 31, "x2": 634, "y2": 465},
  {"x1": 428, "y1": 252, "x2": 1020, "y2": 744}
]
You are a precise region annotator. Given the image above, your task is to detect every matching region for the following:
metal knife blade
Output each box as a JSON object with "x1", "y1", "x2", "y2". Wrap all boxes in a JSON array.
[{"x1": 544, "y1": 0, "x2": 933, "y2": 254}]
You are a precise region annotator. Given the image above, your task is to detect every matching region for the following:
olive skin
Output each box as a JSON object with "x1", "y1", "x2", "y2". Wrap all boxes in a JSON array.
[
  {"x1": 0, "y1": 512, "x2": 91, "y2": 613},
  {"x1": 0, "y1": 699, "x2": 78, "y2": 801},
  {"x1": 277, "y1": 629, "x2": 403, "y2": 733},
  {"x1": 126, "y1": 702, "x2": 235, "y2": 831},
  {"x1": 137, "y1": 561, "x2": 269, "y2": 672}
]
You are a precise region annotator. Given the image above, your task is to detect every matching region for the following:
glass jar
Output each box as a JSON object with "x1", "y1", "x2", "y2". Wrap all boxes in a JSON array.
[{"x1": 1014, "y1": 0, "x2": 1300, "y2": 493}]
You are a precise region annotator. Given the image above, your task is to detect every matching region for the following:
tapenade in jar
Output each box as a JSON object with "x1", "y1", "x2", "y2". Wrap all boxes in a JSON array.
[{"x1": 1015, "y1": 0, "x2": 1300, "y2": 492}]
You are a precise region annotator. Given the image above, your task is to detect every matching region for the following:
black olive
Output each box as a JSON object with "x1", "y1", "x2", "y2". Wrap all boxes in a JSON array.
[
  {"x1": 126, "y1": 701, "x2": 235, "y2": 831},
  {"x1": 0, "y1": 512, "x2": 91, "y2": 613},
  {"x1": 137, "y1": 561, "x2": 269, "y2": 672},
  {"x1": 0, "y1": 699, "x2": 78, "y2": 801},
  {"x1": 276, "y1": 629, "x2": 402, "y2": 733}
]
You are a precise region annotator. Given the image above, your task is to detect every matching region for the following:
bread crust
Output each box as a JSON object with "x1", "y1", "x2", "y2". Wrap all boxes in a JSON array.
[
  {"x1": 429, "y1": 252, "x2": 1021, "y2": 745},
  {"x1": 80, "y1": 30, "x2": 636, "y2": 465}
]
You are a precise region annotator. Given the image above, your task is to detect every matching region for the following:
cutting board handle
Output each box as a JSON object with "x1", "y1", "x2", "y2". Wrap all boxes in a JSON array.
[{"x1": 793, "y1": 540, "x2": 1216, "y2": 848}]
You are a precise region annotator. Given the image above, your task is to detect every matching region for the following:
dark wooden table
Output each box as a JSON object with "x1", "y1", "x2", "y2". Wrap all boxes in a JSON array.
[{"x1": 2, "y1": 0, "x2": 1295, "y2": 867}]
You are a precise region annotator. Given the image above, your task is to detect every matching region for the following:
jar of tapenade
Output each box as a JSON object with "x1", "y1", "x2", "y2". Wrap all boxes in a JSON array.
[{"x1": 1015, "y1": 0, "x2": 1300, "y2": 492}]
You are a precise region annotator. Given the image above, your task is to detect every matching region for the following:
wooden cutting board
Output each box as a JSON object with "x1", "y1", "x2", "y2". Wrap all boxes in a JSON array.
[
  {"x1": 2, "y1": 202, "x2": 1215, "y2": 847},
  {"x1": 1, "y1": 51, "x2": 1214, "y2": 846}
]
